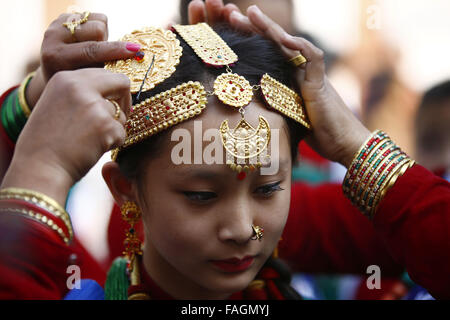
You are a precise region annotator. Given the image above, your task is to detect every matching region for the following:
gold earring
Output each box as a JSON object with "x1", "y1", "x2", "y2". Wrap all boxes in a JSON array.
[
  {"x1": 251, "y1": 225, "x2": 264, "y2": 241},
  {"x1": 120, "y1": 201, "x2": 143, "y2": 272}
]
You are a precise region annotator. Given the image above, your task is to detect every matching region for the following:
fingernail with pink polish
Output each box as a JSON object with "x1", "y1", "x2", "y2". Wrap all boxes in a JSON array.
[{"x1": 126, "y1": 42, "x2": 141, "y2": 52}]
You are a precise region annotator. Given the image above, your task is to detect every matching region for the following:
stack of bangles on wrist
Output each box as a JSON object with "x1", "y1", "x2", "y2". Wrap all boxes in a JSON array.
[
  {"x1": 343, "y1": 130, "x2": 415, "y2": 219},
  {"x1": 0, "y1": 72, "x2": 35, "y2": 142},
  {"x1": 0, "y1": 188, "x2": 73, "y2": 244}
]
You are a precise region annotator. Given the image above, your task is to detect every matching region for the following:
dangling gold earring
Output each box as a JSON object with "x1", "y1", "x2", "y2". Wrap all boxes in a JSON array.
[{"x1": 120, "y1": 201, "x2": 143, "y2": 272}]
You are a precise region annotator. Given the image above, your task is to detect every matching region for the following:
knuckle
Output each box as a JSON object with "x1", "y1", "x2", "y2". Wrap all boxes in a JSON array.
[
  {"x1": 315, "y1": 48, "x2": 325, "y2": 60},
  {"x1": 42, "y1": 28, "x2": 54, "y2": 42},
  {"x1": 48, "y1": 71, "x2": 78, "y2": 94},
  {"x1": 57, "y1": 13, "x2": 70, "y2": 21},
  {"x1": 51, "y1": 71, "x2": 72, "y2": 86},
  {"x1": 117, "y1": 74, "x2": 131, "y2": 90},
  {"x1": 101, "y1": 124, "x2": 123, "y2": 150},
  {"x1": 98, "y1": 13, "x2": 108, "y2": 25},
  {"x1": 83, "y1": 42, "x2": 101, "y2": 62},
  {"x1": 91, "y1": 21, "x2": 107, "y2": 41}
]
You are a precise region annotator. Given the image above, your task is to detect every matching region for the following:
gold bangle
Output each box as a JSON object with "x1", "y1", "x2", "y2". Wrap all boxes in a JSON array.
[
  {"x1": 343, "y1": 130, "x2": 386, "y2": 194},
  {"x1": 0, "y1": 187, "x2": 73, "y2": 241},
  {"x1": 348, "y1": 138, "x2": 392, "y2": 198},
  {"x1": 360, "y1": 152, "x2": 406, "y2": 216},
  {"x1": 369, "y1": 157, "x2": 412, "y2": 217},
  {"x1": 372, "y1": 159, "x2": 415, "y2": 215},
  {"x1": 2, "y1": 207, "x2": 70, "y2": 244},
  {"x1": 17, "y1": 72, "x2": 36, "y2": 118},
  {"x1": 355, "y1": 148, "x2": 403, "y2": 205}
]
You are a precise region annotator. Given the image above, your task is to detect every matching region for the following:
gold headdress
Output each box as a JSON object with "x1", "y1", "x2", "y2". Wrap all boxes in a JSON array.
[
  {"x1": 105, "y1": 27, "x2": 182, "y2": 93},
  {"x1": 107, "y1": 24, "x2": 311, "y2": 178}
]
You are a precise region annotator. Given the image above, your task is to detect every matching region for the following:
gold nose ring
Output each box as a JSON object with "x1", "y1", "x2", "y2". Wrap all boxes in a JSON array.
[{"x1": 251, "y1": 225, "x2": 264, "y2": 241}]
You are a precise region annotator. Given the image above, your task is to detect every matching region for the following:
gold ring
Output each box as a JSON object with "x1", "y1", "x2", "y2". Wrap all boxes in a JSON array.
[
  {"x1": 289, "y1": 54, "x2": 308, "y2": 67},
  {"x1": 63, "y1": 11, "x2": 90, "y2": 36},
  {"x1": 251, "y1": 225, "x2": 264, "y2": 241},
  {"x1": 107, "y1": 99, "x2": 121, "y2": 120}
]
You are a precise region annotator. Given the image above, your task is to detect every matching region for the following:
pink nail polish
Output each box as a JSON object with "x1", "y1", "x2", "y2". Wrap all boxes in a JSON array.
[{"x1": 126, "y1": 42, "x2": 141, "y2": 52}]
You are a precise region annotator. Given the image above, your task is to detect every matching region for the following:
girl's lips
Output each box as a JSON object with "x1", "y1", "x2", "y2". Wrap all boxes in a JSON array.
[{"x1": 211, "y1": 256, "x2": 255, "y2": 273}]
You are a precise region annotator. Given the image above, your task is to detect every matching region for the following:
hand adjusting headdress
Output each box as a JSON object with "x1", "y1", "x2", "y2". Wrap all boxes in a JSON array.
[{"x1": 106, "y1": 23, "x2": 311, "y2": 179}]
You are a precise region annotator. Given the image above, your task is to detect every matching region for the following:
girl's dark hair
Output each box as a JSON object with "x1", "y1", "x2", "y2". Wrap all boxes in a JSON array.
[{"x1": 117, "y1": 25, "x2": 306, "y2": 300}]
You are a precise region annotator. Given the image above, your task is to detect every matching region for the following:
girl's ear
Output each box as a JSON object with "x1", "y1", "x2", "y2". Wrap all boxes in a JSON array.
[{"x1": 102, "y1": 161, "x2": 136, "y2": 207}]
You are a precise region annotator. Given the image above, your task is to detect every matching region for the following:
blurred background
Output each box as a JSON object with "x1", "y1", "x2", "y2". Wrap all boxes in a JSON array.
[{"x1": 1, "y1": 0, "x2": 449, "y2": 299}]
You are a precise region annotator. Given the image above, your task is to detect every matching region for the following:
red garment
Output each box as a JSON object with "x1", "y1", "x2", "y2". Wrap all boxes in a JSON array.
[
  {"x1": 0, "y1": 88, "x2": 106, "y2": 299},
  {"x1": 0, "y1": 87, "x2": 449, "y2": 299}
]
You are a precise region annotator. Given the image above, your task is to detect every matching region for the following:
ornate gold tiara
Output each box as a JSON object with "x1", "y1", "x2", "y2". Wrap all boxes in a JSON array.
[{"x1": 108, "y1": 24, "x2": 311, "y2": 172}]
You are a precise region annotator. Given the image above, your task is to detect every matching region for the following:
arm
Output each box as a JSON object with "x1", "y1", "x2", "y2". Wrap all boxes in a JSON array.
[
  {"x1": 373, "y1": 164, "x2": 450, "y2": 299},
  {"x1": 0, "y1": 68, "x2": 129, "y2": 298}
]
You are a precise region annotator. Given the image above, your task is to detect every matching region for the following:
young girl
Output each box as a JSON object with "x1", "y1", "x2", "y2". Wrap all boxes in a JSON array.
[{"x1": 0, "y1": 4, "x2": 449, "y2": 300}]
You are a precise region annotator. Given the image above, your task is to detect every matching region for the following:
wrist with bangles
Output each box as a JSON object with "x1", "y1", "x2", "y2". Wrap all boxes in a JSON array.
[
  {"x1": 0, "y1": 187, "x2": 73, "y2": 244},
  {"x1": 0, "y1": 72, "x2": 35, "y2": 142},
  {"x1": 343, "y1": 130, "x2": 415, "y2": 219}
]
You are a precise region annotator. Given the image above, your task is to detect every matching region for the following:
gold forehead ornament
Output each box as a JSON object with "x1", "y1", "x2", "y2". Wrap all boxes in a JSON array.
[{"x1": 109, "y1": 24, "x2": 311, "y2": 175}]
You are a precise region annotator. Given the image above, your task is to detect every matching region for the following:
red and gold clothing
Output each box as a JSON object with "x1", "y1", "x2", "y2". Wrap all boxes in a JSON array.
[{"x1": 0, "y1": 88, "x2": 449, "y2": 299}]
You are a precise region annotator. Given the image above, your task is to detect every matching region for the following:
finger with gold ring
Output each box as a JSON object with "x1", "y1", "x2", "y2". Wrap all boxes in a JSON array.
[
  {"x1": 63, "y1": 11, "x2": 90, "y2": 37},
  {"x1": 289, "y1": 54, "x2": 308, "y2": 67},
  {"x1": 107, "y1": 99, "x2": 121, "y2": 120}
]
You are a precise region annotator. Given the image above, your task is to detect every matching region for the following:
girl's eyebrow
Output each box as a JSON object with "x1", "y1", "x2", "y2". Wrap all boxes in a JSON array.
[
  {"x1": 174, "y1": 157, "x2": 290, "y2": 181},
  {"x1": 176, "y1": 167, "x2": 228, "y2": 181}
]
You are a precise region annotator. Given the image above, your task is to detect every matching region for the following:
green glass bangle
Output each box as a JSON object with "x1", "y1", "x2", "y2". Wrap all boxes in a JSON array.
[
  {"x1": 1, "y1": 93, "x2": 18, "y2": 140},
  {"x1": 1, "y1": 94, "x2": 13, "y2": 138},
  {"x1": 12, "y1": 89, "x2": 27, "y2": 127},
  {"x1": 5, "y1": 93, "x2": 21, "y2": 139}
]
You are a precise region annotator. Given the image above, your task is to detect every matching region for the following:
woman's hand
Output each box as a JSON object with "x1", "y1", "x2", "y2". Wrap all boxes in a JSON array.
[
  {"x1": 1, "y1": 69, "x2": 130, "y2": 206},
  {"x1": 188, "y1": 1, "x2": 370, "y2": 168},
  {"x1": 26, "y1": 12, "x2": 140, "y2": 109}
]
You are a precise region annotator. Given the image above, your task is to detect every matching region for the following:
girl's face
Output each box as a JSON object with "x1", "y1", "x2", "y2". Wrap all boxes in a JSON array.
[{"x1": 134, "y1": 98, "x2": 293, "y2": 299}]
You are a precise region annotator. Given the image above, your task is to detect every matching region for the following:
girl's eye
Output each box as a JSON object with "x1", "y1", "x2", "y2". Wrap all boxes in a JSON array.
[
  {"x1": 183, "y1": 191, "x2": 217, "y2": 202},
  {"x1": 255, "y1": 181, "x2": 284, "y2": 197}
]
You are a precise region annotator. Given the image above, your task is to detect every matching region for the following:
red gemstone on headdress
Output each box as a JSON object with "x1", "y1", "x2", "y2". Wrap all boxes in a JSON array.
[
  {"x1": 237, "y1": 172, "x2": 246, "y2": 180},
  {"x1": 134, "y1": 51, "x2": 145, "y2": 61}
]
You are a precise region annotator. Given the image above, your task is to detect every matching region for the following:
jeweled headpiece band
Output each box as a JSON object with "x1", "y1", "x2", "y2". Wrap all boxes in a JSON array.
[{"x1": 107, "y1": 25, "x2": 311, "y2": 169}]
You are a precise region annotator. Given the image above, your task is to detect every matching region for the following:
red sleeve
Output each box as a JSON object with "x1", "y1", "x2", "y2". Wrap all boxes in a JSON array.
[
  {"x1": 373, "y1": 164, "x2": 450, "y2": 299},
  {"x1": 0, "y1": 210, "x2": 107, "y2": 299},
  {"x1": 279, "y1": 181, "x2": 404, "y2": 276},
  {"x1": 280, "y1": 164, "x2": 450, "y2": 299},
  {"x1": 0, "y1": 212, "x2": 75, "y2": 299}
]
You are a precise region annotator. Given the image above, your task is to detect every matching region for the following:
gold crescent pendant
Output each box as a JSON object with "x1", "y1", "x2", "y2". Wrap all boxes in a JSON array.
[{"x1": 220, "y1": 116, "x2": 271, "y2": 172}]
